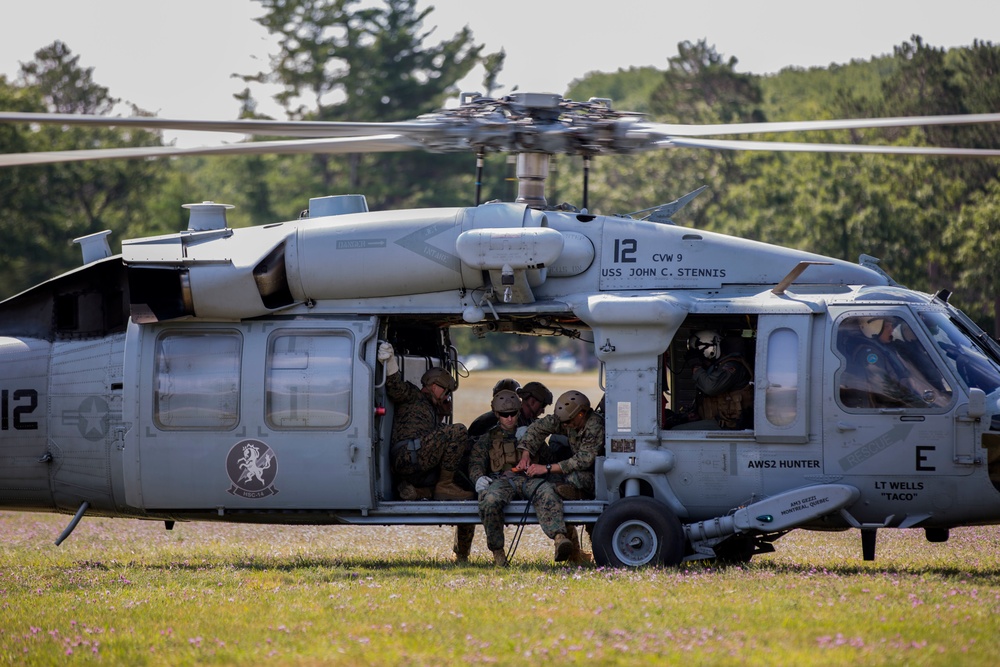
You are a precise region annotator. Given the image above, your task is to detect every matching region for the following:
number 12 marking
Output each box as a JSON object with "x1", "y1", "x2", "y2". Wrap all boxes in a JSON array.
[{"x1": 614, "y1": 238, "x2": 637, "y2": 263}]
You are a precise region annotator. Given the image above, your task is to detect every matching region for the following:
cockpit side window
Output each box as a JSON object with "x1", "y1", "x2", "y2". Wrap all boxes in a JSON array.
[{"x1": 837, "y1": 315, "x2": 953, "y2": 410}]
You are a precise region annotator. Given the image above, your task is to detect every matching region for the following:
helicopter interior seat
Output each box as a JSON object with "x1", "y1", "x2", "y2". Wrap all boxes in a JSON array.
[
  {"x1": 838, "y1": 356, "x2": 870, "y2": 409},
  {"x1": 842, "y1": 344, "x2": 893, "y2": 409}
]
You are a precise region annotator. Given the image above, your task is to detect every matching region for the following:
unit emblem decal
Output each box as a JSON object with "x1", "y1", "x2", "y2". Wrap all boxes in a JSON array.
[{"x1": 226, "y1": 439, "x2": 279, "y2": 498}]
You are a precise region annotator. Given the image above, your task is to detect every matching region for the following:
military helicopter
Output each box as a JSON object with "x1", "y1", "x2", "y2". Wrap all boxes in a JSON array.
[{"x1": 2, "y1": 92, "x2": 1000, "y2": 567}]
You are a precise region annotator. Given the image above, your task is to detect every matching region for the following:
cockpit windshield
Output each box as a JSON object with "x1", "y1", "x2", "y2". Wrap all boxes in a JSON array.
[{"x1": 918, "y1": 311, "x2": 1000, "y2": 395}]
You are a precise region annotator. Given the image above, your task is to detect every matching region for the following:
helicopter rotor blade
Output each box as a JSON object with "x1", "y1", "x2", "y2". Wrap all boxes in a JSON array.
[
  {"x1": 0, "y1": 134, "x2": 422, "y2": 168},
  {"x1": 659, "y1": 136, "x2": 1000, "y2": 157},
  {"x1": 3, "y1": 95, "x2": 1000, "y2": 164},
  {"x1": 644, "y1": 112, "x2": 1000, "y2": 138},
  {"x1": 0, "y1": 111, "x2": 444, "y2": 139}
]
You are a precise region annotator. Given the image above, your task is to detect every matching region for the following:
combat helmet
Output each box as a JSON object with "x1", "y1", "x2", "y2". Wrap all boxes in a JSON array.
[
  {"x1": 517, "y1": 381, "x2": 553, "y2": 407},
  {"x1": 492, "y1": 378, "x2": 521, "y2": 395},
  {"x1": 421, "y1": 367, "x2": 457, "y2": 391},
  {"x1": 553, "y1": 390, "x2": 590, "y2": 422},
  {"x1": 491, "y1": 389, "x2": 521, "y2": 413}
]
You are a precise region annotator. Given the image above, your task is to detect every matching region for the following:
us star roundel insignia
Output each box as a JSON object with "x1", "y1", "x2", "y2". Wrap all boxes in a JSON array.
[
  {"x1": 64, "y1": 396, "x2": 109, "y2": 442},
  {"x1": 226, "y1": 439, "x2": 279, "y2": 499}
]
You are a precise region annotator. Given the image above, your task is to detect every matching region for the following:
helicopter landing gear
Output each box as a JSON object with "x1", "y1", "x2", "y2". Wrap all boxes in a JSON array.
[
  {"x1": 711, "y1": 534, "x2": 758, "y2": 565},
  {"x1": 591, "y1": 496, "x2": 685, "y2": 567},
  {"x1": 861, "y1": 527, "x2": 877, "y2": 561}
]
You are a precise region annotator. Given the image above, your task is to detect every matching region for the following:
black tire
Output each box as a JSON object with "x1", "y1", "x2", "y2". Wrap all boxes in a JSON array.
[{"x1": 591, "y1": 496, "x2": 685, "y2": 567}]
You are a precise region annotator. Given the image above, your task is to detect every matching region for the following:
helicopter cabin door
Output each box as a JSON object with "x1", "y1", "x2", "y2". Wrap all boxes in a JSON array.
[
  {"x1": 131, "y1": 317, "x2": 378, "y2": 512},
  {"x1": 823, "y1": 308, "x2": 972, "y2": 478}
]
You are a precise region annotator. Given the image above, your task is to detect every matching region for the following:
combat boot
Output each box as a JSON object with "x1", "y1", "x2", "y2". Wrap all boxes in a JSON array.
[
  {"x1": 554, "y1": 533, "x2": 573, "y2": 562},
  {"x1": 453, "y1": 525, "x2": 474, "y2": 562},
  {"x1": 565, "y1": 525, "x2": 593, "y2": 564},
  {"x1": 433, "y1": 469, "x2": 475, "y2": 501},
  {"x1": 492, "y1": 548, "x2": 508, "y2": 567}
]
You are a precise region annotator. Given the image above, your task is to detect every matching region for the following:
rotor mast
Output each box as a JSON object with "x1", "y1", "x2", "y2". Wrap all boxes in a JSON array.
[{"x1": 513, "y1": 152, "x2": 549, "y2": 208}]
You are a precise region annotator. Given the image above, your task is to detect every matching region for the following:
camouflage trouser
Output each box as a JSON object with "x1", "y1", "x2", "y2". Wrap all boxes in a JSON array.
[
  {"x1": 392, "y1": 424, "x2": 468, "y2": 484},
  {"x1": 454, "y1": 524, "x2": 475, "y2": 558},
  {"x1": 479, "y1": 475, "x2": 565, "y2": 551}
]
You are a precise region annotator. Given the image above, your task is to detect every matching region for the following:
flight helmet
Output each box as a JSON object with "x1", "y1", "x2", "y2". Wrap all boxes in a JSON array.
[
  {"x1": 860, "y1": 317, "x2": 884, "y2": 338},
  {"x1": 689, "y1": 330, "x2": 722, "y2": 360}
]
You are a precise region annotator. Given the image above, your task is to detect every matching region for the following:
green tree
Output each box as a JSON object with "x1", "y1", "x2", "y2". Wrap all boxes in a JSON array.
[
  {"x1": 650, "y1": 39, "x2": 764, "y2": 125},
  {"x1": 567, "y1": 66, "x2": 663, "y2": 114},
  {"x1": 240, "y1": 0, "x2": 494, "y2": 210},
  {"x1": 0, "y1": 42, "x2": 167, "y2": 297},
  {"x1": 568, "y1": 40, "x2": 766, "y2": 223},
  {"x1": 951, "y1": 179, "x2": 1000, "y2": 333}
]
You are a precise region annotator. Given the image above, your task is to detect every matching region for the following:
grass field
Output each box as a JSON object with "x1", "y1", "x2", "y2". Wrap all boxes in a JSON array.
[
  {"x1": 2, "y1": 370, "x2": 1000, "y2": 665},
  {"x1": 3, "y1": 515, "x2": 1000, "y2": 665}
]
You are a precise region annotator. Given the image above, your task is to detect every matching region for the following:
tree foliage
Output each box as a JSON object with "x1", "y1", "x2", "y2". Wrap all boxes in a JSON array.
[
  {"x1": 236, "y1": 0, "x2": 492, "y2": 211},
  {"x1": 0, "y1": 42, "x2": 166, "y2": 295}
]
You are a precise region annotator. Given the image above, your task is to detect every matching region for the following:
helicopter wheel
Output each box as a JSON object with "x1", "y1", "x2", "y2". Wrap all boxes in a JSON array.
[{"x1": 591, "y1": 496, "x2": 685, "y2": 567}]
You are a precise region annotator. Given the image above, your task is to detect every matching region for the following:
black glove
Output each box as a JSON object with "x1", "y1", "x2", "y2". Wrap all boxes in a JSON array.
[{"x1": 684, "y1": 350, "x2": 707, "y2": 369}]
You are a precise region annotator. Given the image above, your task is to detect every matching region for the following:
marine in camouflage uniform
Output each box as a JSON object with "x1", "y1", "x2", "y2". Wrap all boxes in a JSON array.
[
  {"x1": 513, "y1": 390, "x2": 604, "y2": 563},
  {"x1": 469, "y1": 390, "x2": 570, "y2": 565},
  {"x1": 379, "y1": 343, "x2": 472, "y2": 501},
  {"x1": 518, "y1": 393, "x2": 603, "y2": 500},
  {"x1": 455, "y1": 380, "x2": 554, "y2": 561}
]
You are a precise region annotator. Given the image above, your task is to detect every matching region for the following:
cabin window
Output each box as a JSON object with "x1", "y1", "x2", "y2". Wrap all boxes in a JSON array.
[
  {"x1": 154, "y1": 331, "x2": 242, "y2": 430},
  {"x1": 266, "y1": 332, "x2": 353, "y2": 429},
  {"x1": 765, "y1": 328, "x2": 798, "y2": 427}
]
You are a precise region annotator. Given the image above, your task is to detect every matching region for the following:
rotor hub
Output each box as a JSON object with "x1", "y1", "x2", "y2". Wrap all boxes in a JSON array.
[{"x1": 420, "y1": 92, "x2": 646, "y2": 156}]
